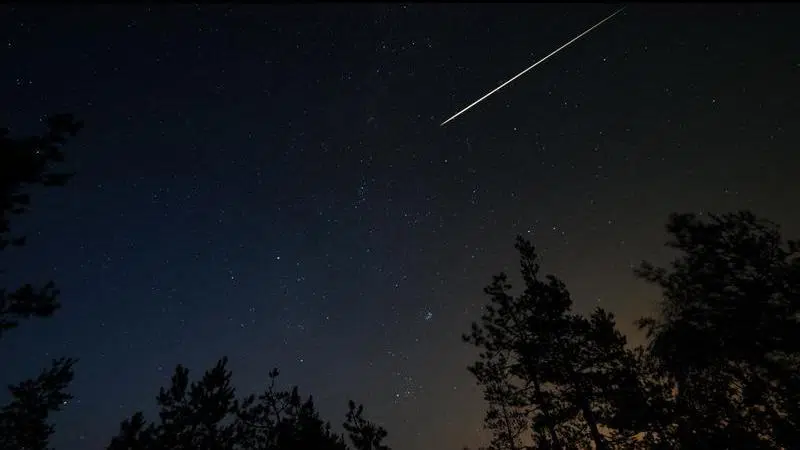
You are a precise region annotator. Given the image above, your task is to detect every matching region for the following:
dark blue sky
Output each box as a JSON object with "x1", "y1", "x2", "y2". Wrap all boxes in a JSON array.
[{"x1": 2, "y1": 4, "x2": 799, "y2": 449}]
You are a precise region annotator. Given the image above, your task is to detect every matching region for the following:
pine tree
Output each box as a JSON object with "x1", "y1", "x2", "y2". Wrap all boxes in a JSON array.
[
  {"x1": 465, "y1": 237, "x2": 651, "y2": 449},
  {"x1": 0, "y1": 114, "x2": 82, "y2": 450},
  {"x1": 635, "y1": 211, "x2": 800, "y2": 448},
  {"x1": 1, "y1": 114, "x2": 82, "y2": 336},
  {"x1": 0, "y1": 358, "x2": 76, "y2": 450},
  {"x1": 107, "y1": 359, "x2": 391, "y2": 450}
]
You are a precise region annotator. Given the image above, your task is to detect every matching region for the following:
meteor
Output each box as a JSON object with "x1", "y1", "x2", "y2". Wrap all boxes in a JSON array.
[{"x1": 440, "y1": 6, "x2": 627, "y2": 127}]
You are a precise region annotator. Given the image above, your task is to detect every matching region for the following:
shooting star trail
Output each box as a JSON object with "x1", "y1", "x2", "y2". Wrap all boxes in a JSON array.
[{"x1": 440, "y1": 6, "x2": 627, "y2": 127}]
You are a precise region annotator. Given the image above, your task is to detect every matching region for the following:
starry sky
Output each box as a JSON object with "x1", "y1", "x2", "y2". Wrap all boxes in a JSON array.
[{"x1": 2, "y1": 4, "x2": 799, "y2": 449}]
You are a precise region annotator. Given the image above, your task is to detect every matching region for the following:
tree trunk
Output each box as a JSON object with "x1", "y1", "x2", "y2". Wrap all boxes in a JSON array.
[
  {"x1": 499, "y1": 402, "x2": 519, "y2": 450},
  {"x1": 578, "y1": 393, "x2": 608, "y2": 450},
  {"x1": 532, "y1": 376, "x2": 562, "y2": 449}
]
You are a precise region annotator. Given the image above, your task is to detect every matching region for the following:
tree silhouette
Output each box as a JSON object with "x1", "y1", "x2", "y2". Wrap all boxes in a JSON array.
[
  {"x1": 464, "y1": 236, "x2": 651, "y2": 450},
  {"x1": 635, "y1": 211, "x2": 800, "y2": 449},
  {"x1": 0, "y1": 358, "x2": 76, "y2": 450},
  {"x1": 107, "y1": 358, "x2": 391, "y2": 450},
  {"x1": 553, "y1": 309, "x2": 643, "y2": 449},
  {"x1": 0, "y1": 114, "x2": 82, "y2": 450},
  {"x1": 344, "y1": 400, "x2": 390, "y2": 450},
  {"x1": 1, "y1": 113, "x2": 83, "y2": 336}
]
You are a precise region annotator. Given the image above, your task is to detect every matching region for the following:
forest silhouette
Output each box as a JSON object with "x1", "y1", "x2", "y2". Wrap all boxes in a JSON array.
[{"x1": 1, "y1": 116, "x2": 798, "y2": 449}]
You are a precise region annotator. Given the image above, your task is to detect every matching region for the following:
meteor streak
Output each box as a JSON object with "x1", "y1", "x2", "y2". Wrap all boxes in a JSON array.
[{"x1": 440, "y1": 6, "x2": 627, "y2": 127}]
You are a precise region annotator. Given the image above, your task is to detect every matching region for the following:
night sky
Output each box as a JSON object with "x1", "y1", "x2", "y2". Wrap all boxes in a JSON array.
[{"x1": 2, "y1": 4, "x2": 799, "y2": 449}]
